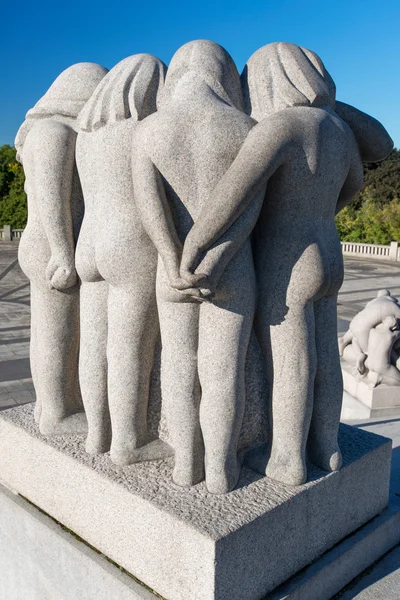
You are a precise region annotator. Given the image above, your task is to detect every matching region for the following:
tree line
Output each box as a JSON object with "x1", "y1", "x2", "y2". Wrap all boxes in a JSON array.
[
  {"x1": 0, "y1": 143, "x2": 399, "y2": 243},
  {"x1": 0, "y1": 145, "x2": 27, "y2": 228},
  {"x1": 335, "y1": 148, "x2": 400, "y2": 244}
]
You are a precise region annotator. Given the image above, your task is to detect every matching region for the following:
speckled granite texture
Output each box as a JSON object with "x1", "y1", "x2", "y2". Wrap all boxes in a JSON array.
[{"x1": 0, "y1": 404, "x2": 391, "y2": 600}]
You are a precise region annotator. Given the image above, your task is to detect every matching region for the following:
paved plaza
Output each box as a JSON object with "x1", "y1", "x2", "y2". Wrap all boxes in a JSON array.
[
  {"x1": 0, "y1": 242, "x2": 33, "y2": 411},
  {"x1": 0, "y1": 241, "x2": 399, "y2": 598}
]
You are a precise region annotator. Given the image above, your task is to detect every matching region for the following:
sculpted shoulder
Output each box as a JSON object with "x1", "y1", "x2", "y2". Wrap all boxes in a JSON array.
[
  {"x1": 134, "y1": 113, "x2": 160, "y2": 151},
  {"x1": 27, "y1": 119, "x2": 77, "y2": 155},
  {"x1": 246, "y1": 110, "x2": 297, "y2": 152}
]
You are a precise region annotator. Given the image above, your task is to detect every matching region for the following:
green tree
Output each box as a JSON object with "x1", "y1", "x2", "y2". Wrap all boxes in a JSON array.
[
  {"x1": 0, "y1": 163, "x2": 27, "y2": 228},
  {"x1": 0, "y1": 144, "x2": 18, "y2": 199},
  {"x1": 0, "y1": 144, "x2": 27, "y2": 228},
  {"x1": 336, "y1": 148, "x2": 400, "y2": 243}
]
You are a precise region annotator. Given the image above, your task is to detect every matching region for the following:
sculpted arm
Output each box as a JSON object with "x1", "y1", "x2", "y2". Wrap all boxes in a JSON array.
[
  {"x1": 336, "y1": 132, "x2": 364, "y2": 214},
  {"x1": 33, "y1": 120, "x2": 77, "y2": 290},
  {"x1": 335, "y1": 102, "x2": 393, "y2": 163},
  {"x1": 189, "y1": 190, "x2": 265, "y2": 295},
  {"x1": 181, "y1": 118, "x2": 290, "y2": 281},
  {"x1": 132, "y1": 142, "x2": 198, "y2": 292}
]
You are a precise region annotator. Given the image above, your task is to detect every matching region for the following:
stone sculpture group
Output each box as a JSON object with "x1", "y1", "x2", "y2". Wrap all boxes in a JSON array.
[
  {"x1": 340, "y1": 290, "x2": 400, "y2": 387},
  {"x1": 15, "y1": 40, "x2": 393, "y2": 494}
]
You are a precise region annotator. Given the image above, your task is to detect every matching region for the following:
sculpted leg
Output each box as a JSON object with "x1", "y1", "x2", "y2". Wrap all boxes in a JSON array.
[
  {"x1": 198, "y1": 306, "x2": 252, "y2": 494},
  {"x1": 36, "y1": 285, "x2": 86, "y2": 436},
  {"x1": 30, "y1": 283, "x2": 41, "y2": 424},
  {"x1": 157, "y1": 263, "x2": 204, "y2": 486},
  {"x1": 198, "y1": 251, "x2": 255, "y2": 494},
  {"x1": 79, "y1": 281, "x2": 110, "y2": 454},
  {"x1": 108, "y1": 283, "x2": 162, "y2": 465},
  {"x1": 255, "y1": 304, "x2": 316, "y2": 486},
  {"x1": 338, "y1": 329, "x2": 353, "y2": 356},
  {"x1": 308, "y1": 295, "x2": 343, "y2": 472}
]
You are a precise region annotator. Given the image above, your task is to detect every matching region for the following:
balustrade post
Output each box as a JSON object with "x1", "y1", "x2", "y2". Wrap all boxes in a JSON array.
[
  {"x1": 3, "y1": 225, "x2": 12, "y2": 241},
  {"x1": 389, "y1": 241, "x2": 398, "y2": 261}
]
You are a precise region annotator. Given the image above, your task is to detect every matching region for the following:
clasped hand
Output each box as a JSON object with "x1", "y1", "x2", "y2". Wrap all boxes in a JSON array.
[
  {"x1": 46, "y1": 255, "x2": 78, "y2": 291},
  {"x1": 169, "y1": 241, "x2": 214, "y2": 303}
]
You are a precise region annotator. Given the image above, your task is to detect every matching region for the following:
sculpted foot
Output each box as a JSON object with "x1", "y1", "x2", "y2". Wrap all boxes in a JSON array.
[
  {"x1": 265, "y1": 452, "x2": 307, "y2": 487},
  {"x1": 39, "y1": 411, "x2": 88, "y2": 436},
  {"x1": 205, "y1": 453, "x2": 241, "y2": 494},
  {"x1": 309, "y1": 441, "x2": 342, "y2": 472},
  {"x1": 110, "y1": 438, "x2": 174, "y2": 467},
  {"x1": 85, "y1": 430, "x2": 111, "y2": 455},
  {"x1": 173, "y1": 453, "x2": 205, "y2": 487}
]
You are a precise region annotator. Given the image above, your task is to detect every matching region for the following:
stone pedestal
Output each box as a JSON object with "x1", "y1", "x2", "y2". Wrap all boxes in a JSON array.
[
  {"x1": 341, "y1": 360, "x2": 400, "y2": 419},
  {"x1": 0, "y1": 482, "x2": 154, "y2": 600},
  {"x1": 0, "y1": 405, "x2": 394, "y2": 600}
]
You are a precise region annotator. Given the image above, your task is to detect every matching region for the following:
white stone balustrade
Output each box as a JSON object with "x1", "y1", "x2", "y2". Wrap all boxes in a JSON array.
[
  {"x1": 341, "y1": 240, "x2": 399, "y2": 261},
  {"x1": 0, "y1": 227, "x2": 25, "y2": 241}
]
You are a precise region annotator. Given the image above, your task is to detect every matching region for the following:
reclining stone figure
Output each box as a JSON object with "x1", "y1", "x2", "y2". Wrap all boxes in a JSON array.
[
  {"x1": 339, "y1": 290, "x2": 400, "y2": 372},
  {"x1": 340, "y1": 290, "x2": 400, "y2": 386},
  {"x1": 365, "y1": 315, "x2": 400, "y2": 387}
]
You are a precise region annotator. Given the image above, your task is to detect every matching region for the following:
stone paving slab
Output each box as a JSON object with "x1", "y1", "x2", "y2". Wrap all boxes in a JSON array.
[
  {"x1": 333, "y1": 545, "x2": 400, "y2": 600},
  {"x1": 0, "y1": 242, "x2": 34, "y2": 411}
]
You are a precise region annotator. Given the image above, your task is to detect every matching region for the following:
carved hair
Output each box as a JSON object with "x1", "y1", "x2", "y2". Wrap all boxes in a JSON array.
[
  {"x1": 242, "y1": 42, "x2": 336, "y2": 121},
  {"x1": 78, "y1": 54, "x2": 167, "y2": 132},
  {"x1": 15, "y1": 63, "x2": 108, "y2": 160},
  {"x1": 159, "y1": 40, "x2": 244, "y2": 111}
]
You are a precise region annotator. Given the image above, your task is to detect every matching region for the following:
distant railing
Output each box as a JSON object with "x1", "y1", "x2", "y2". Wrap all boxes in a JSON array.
[
  {"x1": 0, "y1": 225, "x2": 399, "y2": 262},
  {"x1": 0, "y1": 226, "x2": 24, "y2": 241},
  {"x1": 341, "y1": 241, "x2": 399, "y2": 261}
]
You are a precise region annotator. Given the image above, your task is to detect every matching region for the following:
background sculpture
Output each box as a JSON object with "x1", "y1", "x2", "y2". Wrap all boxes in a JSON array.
[
  {"x1": 75, "y1": 54, "x2": 169, "y2": 464},
  {"x1": 340, "y1": 290, "x2": 400, "y2": 387},
  {"x1": 15, "y1": 63, "x2": 107, "y2": 436}
]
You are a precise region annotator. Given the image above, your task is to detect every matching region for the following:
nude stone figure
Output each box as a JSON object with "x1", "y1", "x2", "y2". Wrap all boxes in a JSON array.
[
  {"x1": 340, "y1": 291, "x2": 400, "y2": 388},
  {"x1": 365, "y1": 316, "x2": 400, "y2": 386},
  {"x1": 339, "y1": 290, "x2": 400, "y2": 373},
  {"x1": 179, "y1": 42, "x2": 367, "y2": 486},
  {"x1": 75, "y1": 55, "x2": 171, "y2": 465},
  {"x1": 132, "y1": 40, "x2": 264, "y2": 494},
  {"x1": 15, "y1": 63, "x2": 108, "y2": 436}
]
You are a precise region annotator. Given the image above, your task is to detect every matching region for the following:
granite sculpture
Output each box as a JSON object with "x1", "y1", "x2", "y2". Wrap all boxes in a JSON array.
[
  {"x1": 179, "y1": 42, "x2": 366, "y2": 486},
  {"x1": 15, "y1": 63, "x2": 108, "y2": 436},
  {"x1": 340, "y1": 290, "x2": 400, "y2": 387},
  {"x1": 15, "y1": 41, "x2": 393, "y2": 495},
  {"x1": 132, "y1": 40, "x2": 264, "y2": 494},
  {"x1": 75, "y1": 54, "x2": 171, "y2": 465}
]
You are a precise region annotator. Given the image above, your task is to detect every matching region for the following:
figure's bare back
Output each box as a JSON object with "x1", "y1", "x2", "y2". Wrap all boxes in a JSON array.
[
  {"x1": 140, "y1": 100, "x2": 255, "y2": 238},
  {"x1": 263, "y1": 107, "x2": 358, "y2": 222}
]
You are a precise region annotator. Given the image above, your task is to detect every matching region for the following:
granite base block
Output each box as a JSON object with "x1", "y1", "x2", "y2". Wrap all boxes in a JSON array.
[
  {"x1": 1, "y1": 483, "x2": 399, "y2": 600},
  {"x1": 0, "y1": 483, "x2": 155, "y2": 600},
  {"x1": 0, "y1": 405, "x2": 392, "y2": 600},
  {"x1": 342, "y1": 361, "x2": 400, "y2": 418}
]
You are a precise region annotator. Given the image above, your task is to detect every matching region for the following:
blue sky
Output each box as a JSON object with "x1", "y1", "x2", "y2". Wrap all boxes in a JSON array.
[{"x1": 2, "y1": 0, "x2": 399, "y2": 147}]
